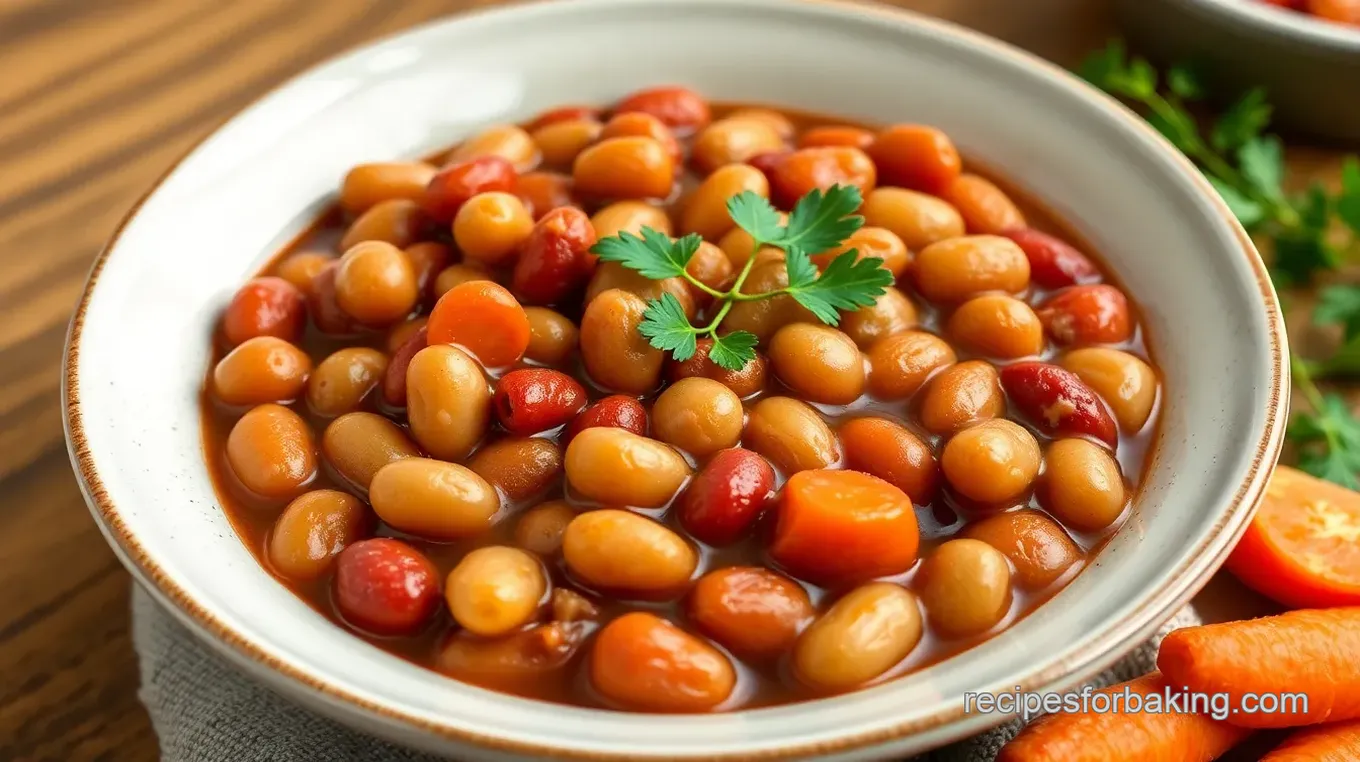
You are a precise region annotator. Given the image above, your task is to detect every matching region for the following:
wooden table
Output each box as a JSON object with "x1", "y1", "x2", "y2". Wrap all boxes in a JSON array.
[{"x1": 0, "y1": 1, "x2": 1333, "y2": 759}]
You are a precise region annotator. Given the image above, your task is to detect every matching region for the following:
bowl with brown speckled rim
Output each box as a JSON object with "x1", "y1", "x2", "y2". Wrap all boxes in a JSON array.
[
  {"x1": 1114, "y1": 0, "x2": 1360, "y2": 142},
  {"x1": 63, "y1": 0, "x2": 1286, "y2": 758}
]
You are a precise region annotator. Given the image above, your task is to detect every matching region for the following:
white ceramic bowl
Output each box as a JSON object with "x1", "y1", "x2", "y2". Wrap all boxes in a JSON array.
[
  {"x1": 1114, "y1": 0, "x2": 1360, "y2": 141},
  {"x1": 64, "y1": 0, "x2": 1287, "y2": 758}
]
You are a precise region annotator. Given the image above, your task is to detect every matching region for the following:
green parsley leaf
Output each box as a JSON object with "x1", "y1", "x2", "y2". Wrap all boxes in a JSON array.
[
  {"x1": 774, "y1": 185, "x2": 865, "y2": 254},
  {"x1": 1311, "y1": 336, "x2": 1360, "y2": 379},
  {"x1": 592, "y1": 228, "x2": 701, "y2": 281},
  {"x1": 1315, "y1": 285, "x2": 1360, "y2": 341},
  {"x1": 1077, "y1": 40, "x2": 1126, "y2": 91},
  {"x1": 709, "y1": 331, "x2": 759, "y2": 371},
  {"x1": 1144, "y1": 107, "x2": 1201, "y2": 155},
  {"x1": 1299, "y1": 447, "x2": 1360, "y2": 490},
  {"x1": 783, "y1": 247, "x2": 819, "y2": 290},
  {"x1": 1271, "y1": 184, "x2": 1339, "y2": 284},
  {"x1": 727, "y1": 191, "x2": 785, "y2": 242},
  {"x1": 1288, "y1": 405, "x2": 1328, "y2": 441},
  {"x1": 1299, "y1": 183, "x2": 1332, "y2": 230},
  {"x1": 1238, "y1": 136, "x2": 1285, "y2": 204},
  {"x1": 1211, "y1": 88, "x2": 1271, "y2": 152},
  {"x1": 1167, "y1": 63, "x2": 1204, "y2": 100},
  {"x1": 1120, "y1": 57, "x2": 1158, "y2": 99},
  {"x1": 786, "y1": 251, "x2": 894, "y2": 325},
  {"x1": 1290, "y1": 393, "x2": 1360, "y2": 489},
  {"x1": 637, "y1": 293, "x2": 698, "y2": 361},
  {"x1": 1338, "y1": 156, "x2": 1360, "y2": 236},
  {"x1": 1207, "y1": 175, "x2": 1266, "y2": 228},
  {"x1": 1272, "y1": 231, "x2": 1338, "y2": 286}
]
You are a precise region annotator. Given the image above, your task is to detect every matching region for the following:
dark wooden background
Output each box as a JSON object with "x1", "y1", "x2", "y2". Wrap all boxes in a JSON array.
[{"x1": 0, "y1": 1, "x2": 1333, "y2": 760}]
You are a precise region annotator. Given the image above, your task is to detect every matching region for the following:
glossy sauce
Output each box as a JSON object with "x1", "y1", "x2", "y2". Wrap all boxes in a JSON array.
[{"x1": 202, "y1": 103, "x2": 1161, "y2": 709}]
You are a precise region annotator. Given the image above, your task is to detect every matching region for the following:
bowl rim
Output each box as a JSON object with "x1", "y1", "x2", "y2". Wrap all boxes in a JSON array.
[
  {"x1": 1178, "y1": 0, "x2": 1360, "y2": 51},
  {"x1": 63, "y1": 0, "x2": 1288, "y2": 758}
]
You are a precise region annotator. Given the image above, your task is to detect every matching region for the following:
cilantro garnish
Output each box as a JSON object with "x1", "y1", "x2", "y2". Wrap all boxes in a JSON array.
[{"x1": 591, "y1": 184, "x2": 890, "y2": 371}]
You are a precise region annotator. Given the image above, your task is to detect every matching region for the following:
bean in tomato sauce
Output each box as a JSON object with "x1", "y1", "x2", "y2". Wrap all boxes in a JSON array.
[{"x1": 203, "y1": 87, "x2": 1161, "y2": 712}]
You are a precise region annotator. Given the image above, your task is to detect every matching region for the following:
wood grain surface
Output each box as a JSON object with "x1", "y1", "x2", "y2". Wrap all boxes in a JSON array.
[{"x1": 0, "y1": 1, "x2": 1334, "y2": 760}]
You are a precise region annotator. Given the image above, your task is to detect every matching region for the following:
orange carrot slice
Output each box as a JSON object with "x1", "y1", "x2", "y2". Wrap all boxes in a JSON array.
[
  {"x1": 1157, "y1": 607, "x2": 1360, "y2": 728},
  {"x1": 1261, "y1": 720, "x2": 1360, "y2": 761},
  {"x1": 1226, "y1": 466, "x2": 1360, "y2": 608},
  {"x1": 427, "y1": 280, "x2": 530, "y2": 368},
  {"x1": 997, "y1": 673, "x2": 1250, "y2": 762}
]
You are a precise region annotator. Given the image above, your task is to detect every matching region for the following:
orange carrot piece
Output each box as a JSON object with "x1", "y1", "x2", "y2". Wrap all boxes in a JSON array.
[
  {"x1": 1262, "y1": 720, "x2": 1360, "y2": 761},
  {"x1": 1226, "y1": 466, "x2": 1360, "y2": 608},
  {"x1": 427, "y1": 280, "x2": 530, "y2": 368},
  {"x1": 1157, "y1": 607, "x2": 1360, "y2": 728},
  {"x1": 769, "y1": 470, "x2": 919, "y2": 585},
  {"x1": 997, "y1": 673, "x2": 1250, "y2": 762}
]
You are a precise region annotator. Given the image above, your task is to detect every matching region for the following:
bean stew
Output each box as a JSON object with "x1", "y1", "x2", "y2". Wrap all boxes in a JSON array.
[
  {"x1": 1259, "y1": 0, "x2": 1360, "y2": 26},
  {"x1": 203, "y1": 86, "x2": 1161, "y2": 713}
]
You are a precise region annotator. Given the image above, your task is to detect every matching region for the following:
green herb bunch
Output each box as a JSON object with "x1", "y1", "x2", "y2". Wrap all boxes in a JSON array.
[
  {"x1": 589, "y1": 185, "x2": 893, "y2": 371},
  {"x1": 1081, "y1": 40, "x2": 1360, "y2": 488},
  {"x1": 1080, "y1": 41, "x2": 1360, "y2": 286}
]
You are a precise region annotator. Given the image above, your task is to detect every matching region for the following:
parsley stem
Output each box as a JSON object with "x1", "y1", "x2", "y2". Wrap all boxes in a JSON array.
[
  {"x1": 729, "y1": 289, "x2": 773, "y2": 302},
  {"x1": 687, "y1": 243, "x2": 766, "y2": 339},
  {"x1": 1292, "y1": 353, "x2": 1346, "y2": 461},
  {"x1": 678, "y1": 271, "x2": 728, "y2": 301},
  {"x1": 1137, "y1": 91, "x2": 1301, "y2": 231},
  {"x1": 1293, "y1": 353, "x2": 1326, "y2": 412},
  {"x1": 721, "y1": 241, "x2": 769, "y2": 302},
  {"x1": 700, "y1": 299, "x2": 734, "y2": 334}
]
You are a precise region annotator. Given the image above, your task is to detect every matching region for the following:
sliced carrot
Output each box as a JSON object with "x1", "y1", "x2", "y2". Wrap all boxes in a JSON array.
[
  {"x1": 997, "y1": 673, "x2": 1250, "y2": 762},
  {"x1": 1262, "y1": 720, "x2": 1360, "y2": 761},
  {"x1": 1226, "y1": 465, "x2": 1360, "y2": 608},
  {"x1": 1157, "y1": 607, "x2": 1360, "y2": 728},
  {"x1": 769, "y1": 470, "x2": 918, "y2": 584},
  {"x1": 427, "y1": 280, "x2": 530, "y2": 368}
]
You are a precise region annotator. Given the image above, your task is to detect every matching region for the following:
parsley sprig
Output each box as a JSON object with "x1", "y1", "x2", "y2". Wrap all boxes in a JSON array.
[
  {"x1": 590, "y1": 185, "x2": 893, "y2": 371},
  {"x1": 1080, "y1": 41, "x2": 1360, "y2": 286},
  {"x1": 1079, "y1": 40, "x2": 1360, "y2": 489},
  {"x1": 1289, "y1": 354, "x2": 1360, "y2": 490}
]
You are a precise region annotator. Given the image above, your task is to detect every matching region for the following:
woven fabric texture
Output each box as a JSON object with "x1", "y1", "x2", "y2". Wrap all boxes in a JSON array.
[{"x1": 131, "y1": 585, "x2": 1202, "y2": 761}]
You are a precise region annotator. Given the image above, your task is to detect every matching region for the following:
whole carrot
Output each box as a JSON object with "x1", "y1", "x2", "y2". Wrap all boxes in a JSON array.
[
  {"x1": 1157, "y1": 608, "x2": 1360, "y2": 728},
  {"x1": 997, "y1": 673, "x2": 1250, "y2": 762},
  {"x1": 1261, "y1": 720, "x2": 1360, "y2": 761}
]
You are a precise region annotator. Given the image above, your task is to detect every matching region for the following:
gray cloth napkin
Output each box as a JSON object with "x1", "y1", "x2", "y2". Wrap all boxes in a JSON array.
[{"x1": 132, "y1": 584, "x2": 1202, "y2": 762}]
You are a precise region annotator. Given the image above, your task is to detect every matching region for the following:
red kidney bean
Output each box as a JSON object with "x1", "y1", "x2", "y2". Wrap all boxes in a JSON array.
[
  {"x1": 516, "y1": 171, "x2": 575, "y2": 220},
  {"x1": 528, "y1": 105, "x2": 602, "y2": 132},
  {"x1": 404, "y1": 242, "x2": 451, "y2": 298},
  {"x1": 382, "y1": 325, "x2": 427, "y2": 407},
  {"x1": 678, "y1": 448, "x2": 776, "y2": 546},
  {"x1": 1000, "y1": 362, "x2": 1117, "y2": 447},
  {"x1": 564, "y1": 395, "x2": 647, "y2": 442},
  {"x1": 1037, "y1": 285, "x2": 1132, "y2": 346},
  {"x1": 614, "y1": 86, "x2": 711, "y2": 134},
  {"x1": 769, "y1": 147, "x2": 877, "y2": 209},
  {"x1": 512, "y1": 207, "x2": 597, "y2": 305},
  {"x1": 307, "y1": 262, "x2": 357, "y2": 336},
  {"x1": 333, "y1": 538, "x2": 441, "y2": 636},
  {"x1": 747, "y1": 151, "x2": 790, "y2": 179},
  {"x1": 1002, "y1": 228, "x2": 1099, "y2": 289},
  {"x1": 222, "y1": 276, "x2": 307, "y2": 346},
  {"x1": 494, "y1": 369, "x2": 588, "y2": 435},
  {"x1": 422, "y1": 156, "x2": 518, "y2": 224}
]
